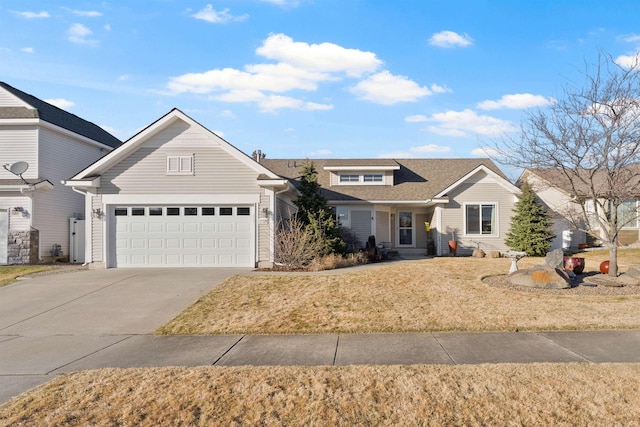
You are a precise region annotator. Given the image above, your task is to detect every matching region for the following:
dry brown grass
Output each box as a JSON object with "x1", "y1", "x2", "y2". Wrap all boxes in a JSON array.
[
  {"x1": 2, "y1": 364, "x2": 639, "y2": 426},
  {"x1": 0, "y1": 265, "x2": 60, "y2": 287},
  {"x1": 158, "y1": 249, "x2": 640, "y2": 335}
]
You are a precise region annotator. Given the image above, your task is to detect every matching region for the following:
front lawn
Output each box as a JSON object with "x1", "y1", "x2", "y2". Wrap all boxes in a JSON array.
[
  {"x1": 0, "y1": 265, "x2": 61, "y2": 287},
  {"x1": 157, "y1": 249, "x2": 640, "y2": 335},
  {"x1": 2, "y1": 364, "x2": 639, "y2": 426}
]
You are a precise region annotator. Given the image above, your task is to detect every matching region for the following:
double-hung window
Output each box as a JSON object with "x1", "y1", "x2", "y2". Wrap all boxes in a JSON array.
[
  {"x1": 339, "y1": 174, "x2": 360, "y2": 183},
  {"x1": 465, "y1": 203, "x2": 497, "y2": 235},
  {"x1": 167, "y1": 155, "x2": 194, "y2": 175}
]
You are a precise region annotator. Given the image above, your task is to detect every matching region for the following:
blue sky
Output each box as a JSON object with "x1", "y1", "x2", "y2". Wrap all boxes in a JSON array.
[{"x1": 2, "y1": 0, "x2": 640, "y2": 177}]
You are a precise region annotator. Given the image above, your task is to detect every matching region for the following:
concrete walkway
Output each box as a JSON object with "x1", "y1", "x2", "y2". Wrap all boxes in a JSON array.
[{"x1": 1, "y1": 267, "x2": 640, "y2": 406}]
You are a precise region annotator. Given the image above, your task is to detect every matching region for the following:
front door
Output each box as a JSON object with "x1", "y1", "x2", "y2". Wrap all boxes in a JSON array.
[{"x1": 398, "y1": 211, "x2": 414, "y2": 246}]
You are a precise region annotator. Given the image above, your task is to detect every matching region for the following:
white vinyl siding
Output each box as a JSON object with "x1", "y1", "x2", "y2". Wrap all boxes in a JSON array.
[
  {"x1": 351, "y1": 210, "x2": 372, "y2": 247},
  {"x1": 0, "y1": 126, "x2": 38, "y2": 180},
  {"x1": 99, "y1": 122, "x2": 261, "y2": 195},
  {"x1": 33, "y1": 127, "x2": 106, "y2": 259},
  {"x1": 440, "y1": 174, "x2": 516, "y2": 255},
  {"x1": 0, "y1": 87, "x2": 32, "y2": 107},
  {"x1": 375, "y1": 211, "x2": 390, "y2": 244},
  {"x1": 0, "y1": 195, "x2": 31, "y2": 232}
]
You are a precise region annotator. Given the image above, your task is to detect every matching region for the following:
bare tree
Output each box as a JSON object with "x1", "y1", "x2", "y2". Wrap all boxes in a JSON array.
[{"x1": 494, "y1": 52, "x2": 640, "y2": 276}]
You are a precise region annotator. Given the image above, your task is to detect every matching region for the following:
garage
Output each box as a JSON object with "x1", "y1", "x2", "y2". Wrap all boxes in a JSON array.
[{"x1": 110, "y1": 205, "x2": 254, "y2": 267}]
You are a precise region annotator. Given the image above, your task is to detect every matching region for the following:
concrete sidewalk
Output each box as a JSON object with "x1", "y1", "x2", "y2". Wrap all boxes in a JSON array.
[{"x1": 2, "y1": 329, "x2": 640, "y2": 405}]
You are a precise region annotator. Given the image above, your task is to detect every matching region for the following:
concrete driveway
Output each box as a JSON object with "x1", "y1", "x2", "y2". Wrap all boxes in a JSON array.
[{"x1": 0, "y1": 267, "x2": 248, "y2": 403}]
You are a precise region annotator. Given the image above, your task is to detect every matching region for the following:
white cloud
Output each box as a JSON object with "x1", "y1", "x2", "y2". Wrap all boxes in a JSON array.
[
  {"x1": 471, "y1": 147, "x2": 501, "y2": 157},
  {"x1": 377, "y1": 144, "x2": 451, "y2": 158},
  {"x1": 104, "y1": 24, "x2": 111, "y2": 31},
  {"x1": 192, "y1": 5, "x2": 248, "y2": 23},
  {"x1": 13, "y1": 10, "x2": 49, "y2": 19},
  {"x1": 67, "y1": 23, "x2": 98, "y2": 45},
  {"x1": 219, "y1": 109, "x2": 236, "y2": 119},
  {"x1": 411, "y1": 144, "x2": 451, "y2": 153},
  {"x1": 430, "y1": 84, "x2": 452, "y2": 93},
  {"x1": 256, "y1": 33, "x2": 382, "y2": 77},
  {"x1": 21, "y1": 47, "x2": 34, "y2": 53},
  {"x1": 615, "y1": 52, "x2": 640, "y2": 69},
  {"x1": 215, "y1": 90, "x2": 332, "y2": 112},
  {"x1": 425, "y1": 109, "x2": 517, "y2": 137},
  {"x1": 350, "y1": 71, "x2": 431, "y2": 105},
  {"x1": 45, "y1": 98, "x2": 75, "y2": 110},
  {"x1": 213, "y1": 130, "x2": 225, "y2": 138},
  {"x1": 405, "y1": 115, "x2": 428, "y2": 123},
  {"x1": 118, "y1": 74, "x2": 130, "y2": 81},
  {"x1": 620, "y1": 34, "x2": 640, "y2": 43},
  {"x1": 70, "y1": 10, "x2": 102, "y2": 17},
  {"x1": 429, "y1": 30, "x2": 473, "y2": 48},
  {"x1": 477, "y1": 93, "x2": 554, "y2": 110}
]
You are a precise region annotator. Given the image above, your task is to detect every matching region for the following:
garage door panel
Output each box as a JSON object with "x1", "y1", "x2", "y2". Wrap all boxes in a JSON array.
[{"x1": 113, "y1": 205, "x2": 254, "y2": 267}]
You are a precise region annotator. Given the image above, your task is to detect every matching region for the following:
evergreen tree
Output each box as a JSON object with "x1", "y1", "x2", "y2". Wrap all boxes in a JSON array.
[
  {"x1": 505, "y1": 182, "x2": 555, "y2": 256},
  {"x1": 293, "y1": 161, "x2": 346, "y2": 255}
]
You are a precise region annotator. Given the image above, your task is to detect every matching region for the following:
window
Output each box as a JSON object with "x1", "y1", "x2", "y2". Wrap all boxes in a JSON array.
[
  {"x1": 220, "y1": 207, "x2": 233, "y2": 216},
  {"x1": 363, "y1": 174, "x2": 383, "y2": 182},
  {"x1": 618, "y1": 199, "x2": 638, "y2": 228},
  {"x1": 114, "y1": 207, "x2": 128, "y2": 216},
  {"x1": 166, "y1": 155, "x2": 193, "y2": 175},
  {"x1": 237, "y1": 207, "x2": 250, "y2": 216},
  {"x1": 184, "y1": 207, "x2": 198, "y2": 216},
  {"x1": 149, "y1": 207, "x2": 163, "y2": 216},
  {"x1": 166, "y1": 207, "x2": 180, "y2": 216},
  {"x1": 131, "y1": 207, "x2": 145, "y2": 216},
  {"x1": 398, "y1": 211, "x2": 413, "y2": 245},
  {"x1": 340, "y1": 174, "x2": 360, "y2": 183},
  {"x1": 335, "y1": 206, "x2": 349, "y2": 225},
  {"x1": 202, "y1": 207, "x2": 215, "y2": 216},
  {"x1": 465, "y1": 203, "x2": 497, "y2": 235}
]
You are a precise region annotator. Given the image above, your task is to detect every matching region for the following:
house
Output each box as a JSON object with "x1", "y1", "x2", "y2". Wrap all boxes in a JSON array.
[
  {"x1": 520, "y1": 168, "x2": 640, "y2": 250},
  {"x1": 0, "y1": 82, "x2": 122, "y2": 265},
  {"x1": 65, "y1": 108, "x2": 292, "y2": 268},
  {"x1": 262, "y1": 158, "x2": 521, "y2": 257}
]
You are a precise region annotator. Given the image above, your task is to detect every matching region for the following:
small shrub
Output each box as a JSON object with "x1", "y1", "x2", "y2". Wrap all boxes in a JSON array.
[{"x1": 306, "y1": 252, "x2": 369, "y2": 272}]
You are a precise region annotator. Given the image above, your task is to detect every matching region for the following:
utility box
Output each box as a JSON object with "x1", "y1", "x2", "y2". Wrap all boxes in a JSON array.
[{"x1": 69, "y1": 218, "x2": 85, "y2": 264}]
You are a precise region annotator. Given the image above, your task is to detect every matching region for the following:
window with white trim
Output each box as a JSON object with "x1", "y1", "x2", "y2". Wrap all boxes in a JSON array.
[
  {"x1": 363, "y1": 174, "x2": 383, "y2": 182},
  {"x1": 166, "y1": 155, "x2": 194, "y2": 175},
  {"x1": 465, "y1": 203, "x2": 497, "y2": 235},
  {"x1": 339, "y1": 174, "x2": 360, "y2": 183},
  {"x1": 338, "y1": 173, "x2": 385, "y2": 185}
]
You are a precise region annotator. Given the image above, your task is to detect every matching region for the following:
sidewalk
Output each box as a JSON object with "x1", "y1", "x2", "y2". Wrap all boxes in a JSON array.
[{"x1": 2, "y1": 329, "x2": 640, "y2": 405}]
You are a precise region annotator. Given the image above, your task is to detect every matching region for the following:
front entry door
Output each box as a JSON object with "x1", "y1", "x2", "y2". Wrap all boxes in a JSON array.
[{"x1": 398, "y1": 211, "x2": 413, "y2": 246}]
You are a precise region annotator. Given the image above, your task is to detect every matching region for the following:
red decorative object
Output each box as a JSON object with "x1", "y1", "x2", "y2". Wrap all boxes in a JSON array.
[
  {"x1": 600, "y1": 260, "x2": 610, "y2": 274},
  {"x1": 448, "y1": 240, "x2": 457, "y2": 256},
  {"x1": 563, "y1": 256, "x2": 585, "y2": 275}
]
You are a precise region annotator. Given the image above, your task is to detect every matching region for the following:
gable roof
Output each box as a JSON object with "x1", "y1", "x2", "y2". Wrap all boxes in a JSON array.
[
  {"x1": 261, "y1": 158, "x2": 516, "y2": 203},
  {"x1": 0, "y1": 82, "x2": 122, "y2": 149},
  {"x1": 68, "y1": 108, "x2": 283, "y2": 183},
  {"x1": 522, "y1": 166, "x2": 640, "y2": 198}
]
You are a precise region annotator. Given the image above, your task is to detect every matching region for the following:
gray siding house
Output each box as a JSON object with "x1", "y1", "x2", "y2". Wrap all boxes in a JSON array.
[{"x1": 0, "y1": 82, "x2": 121, "y2": 264}]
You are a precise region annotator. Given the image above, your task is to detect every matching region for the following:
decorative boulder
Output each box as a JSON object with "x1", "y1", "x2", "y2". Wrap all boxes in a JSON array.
[
  {"x1": 545, "y1": 249, "x2": 565, "y2": 269},
  {"x1": 508, "y1": 265, "x2": 572, "y2": 289},
  {"x1": 472, "y1": 249, "x2": 486, "y2": 258},
  {"x1": 487, "y1": 250, "x2": 501, "y2": 259},
  {"x1": 626, "y1": 265, "x2": 640, "y2": 279}
]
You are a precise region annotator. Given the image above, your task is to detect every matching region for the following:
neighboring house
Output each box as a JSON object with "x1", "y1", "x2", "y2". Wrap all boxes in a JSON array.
[
  {"x1": 65, "y1": 109, "x2": 292, "y2": 268},
  {"x1": 520, "y1": 168, "x2": 640, "y2": 250},
  {"x1": 0, "y1": 82, "x2": 121, "y2": 265},
  {"x1": 262, "y1": 158, "x2": 521, "y2": 257}
]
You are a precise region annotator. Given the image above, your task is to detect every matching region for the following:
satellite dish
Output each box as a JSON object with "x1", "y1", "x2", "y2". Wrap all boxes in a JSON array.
[{"x1": 9, "y1": 161, "x2": 29, "y2": 176}]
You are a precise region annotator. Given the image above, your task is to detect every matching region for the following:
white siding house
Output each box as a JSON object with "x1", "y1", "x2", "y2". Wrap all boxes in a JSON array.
[{"x1": 0, "y1": 82, "x2": 121, "y2": 264}]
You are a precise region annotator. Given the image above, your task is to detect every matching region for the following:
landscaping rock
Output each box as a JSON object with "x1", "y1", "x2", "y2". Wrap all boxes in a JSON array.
[
  {"x1": 616, "y1": 273, "x2": 640, "y2": 286},
  {"x1": 627, "y1": 265, "x2": 640, "y2": 279},
  {"x1": 471, "y1": 249, "x2": 485, "y2": 258},
  {"x1": 544, "y1": 248, "x2": 564, "y2": 269},
  {"x1": 487, "y1": 251, "x2": 501, "y2": 258},
  {"x1": 508, "y1": 265, "x2": 571, "y2": 289},
  {"x1": 585, "y1": 276, "x2": 624, "y2": 287}
]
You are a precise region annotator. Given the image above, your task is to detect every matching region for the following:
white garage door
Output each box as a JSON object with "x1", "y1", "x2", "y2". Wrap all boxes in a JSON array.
[{"x1": 111, "y1": 205, "x2": 254, "y2": 267}]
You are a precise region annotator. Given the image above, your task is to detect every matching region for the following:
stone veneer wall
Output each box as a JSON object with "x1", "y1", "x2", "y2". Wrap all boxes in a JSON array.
[{"x1": 7, "y1": 228, "x2": 39, "y2": 265}]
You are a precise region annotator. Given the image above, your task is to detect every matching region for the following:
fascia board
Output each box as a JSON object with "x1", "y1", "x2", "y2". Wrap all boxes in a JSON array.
[
  {"x1": 323, "y1": 165, "x2": 400, "y2": 171},
  {"x1": 63, "y1": 176, "x2": 100, "y2": 187}
]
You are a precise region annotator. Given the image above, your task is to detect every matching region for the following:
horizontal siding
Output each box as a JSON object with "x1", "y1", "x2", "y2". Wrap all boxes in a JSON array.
[
  {"x1": 0, "y1": 88, "x2": 30, "y2": 107},
  {"x1": 32, "y1": 127, "x2": 105, "y2": 259},
  {"x1": 0, "y1": 195, "x2": 31, "y2": 231},
  {"x1": 92, "y1": 195, "x2": 103, "y2": 262},
  {"x1": 100, "y1": 122, "x2": 261, "y2": 195},
  {"x1": 0, "y1": 126, "x2": 38, "y2": 180},
  {"x1": 375, "y1": 211, "x2": 390, "y2": 243},
  {"x1": 258, "y1": 192, "x2": 270, "y2": 263},
  {"x1": 441, "y1": 177, "x2": 517, "y2": 254}
]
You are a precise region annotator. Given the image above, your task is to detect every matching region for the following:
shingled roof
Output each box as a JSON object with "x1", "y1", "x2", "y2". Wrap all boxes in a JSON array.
[
  {"x1": 524, "y1": 166, "x2": 640, "y2": 198},
  {"x1": 261, "y1": 158, "x2": 509, "y2": 202},
  {"x1": 0, "y1": 82, "x2": 121, "y2": 149}
]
